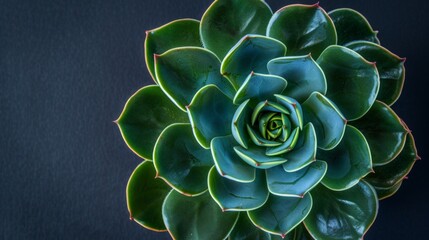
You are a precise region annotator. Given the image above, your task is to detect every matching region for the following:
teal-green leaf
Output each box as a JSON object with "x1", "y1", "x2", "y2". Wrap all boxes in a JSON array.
[
  {"x1": 155, "y1": 47, "x2": 235, "y2": 111},
  {"x1": 351, "y1": 101, "x2": 408, "y2": 166},
  {"x1": 153, "y1": 123, "x2": 213, "y2": 196},
  {"x1": 317, "y1": 45, "x2": 380, "y2": 120},
  {"x1": 145, "y1": 19, "x2": 201, "y2": 83},
  {"x1": 275, "y1": 95, "x2": 304, "y2": 130},
  {"x1": 127, "y1": 161, "x2": 170, "y2": 231},
  {"x1": 229, "y1": 213, "x2": 271, "y2": 240},
  {"x1": 116, "y1": 85, "x2": 188, "y2": 160},
  {"x1": 188, "y1": 85, "x2": 237, "y2": 149},
  {"x1": 266, "y1": 161, "x2": 327, "y2": 198},
  {"x1": 304, "y1": 181, "x2": 378, "y2": 240},
  {"x1": 208, "y1": 167, "x2": 269, "y2": 211},
  {"x1": 232, "y1": 99, "x2": 252, "y2": 149},
  {"x1": 318, "y1": 125, "x2": 372, "y2": 191},
  {"x1": 234, "y1": 72, "x2": 287, "y2": 105},
  {"x1": 373, "y1": 181, "x2": 403, "y2": 200},
  {"x1": 301, "y1": 92, "x2": 346, "y2": 150},
  {"x1": 278, "y1": 224, "x2": 314, "y2": 240},
  {"x1": 346, "y1": 41, "x2": 406, "y2": 105},
  {"x1": 267, "y1": 55, "x2": 327, "y2": 102},
  {"x1": 329, "y1": 8, "x2": 379, "y2": 46},
  {"x1": 267, "y1": 4, "x2": 337, "y2": 59},
  {"x1": 163, "y1": 191, "x2": 239, "y2": 240},
  {"x1": 364, "y1": 133, "x2": 418, "y2": 189},
  {"x1": 211, "y1": 135, "x2": 256, "y2": 183},
  {"x1": 200, "y1": 0, "x2": 273, "y2": 59},
  {"x1": 248, "y1": 194, "x2": 312, "y2": 237},
  {"x1": 282, "y1": 123, "x2": 317, "y2": 172},
  {"x1": 221, "y1": 35, "x2": 286, "y2": 89},
  {"x1": 234, "y1": 144, "x2": 287, "y2": 169}
]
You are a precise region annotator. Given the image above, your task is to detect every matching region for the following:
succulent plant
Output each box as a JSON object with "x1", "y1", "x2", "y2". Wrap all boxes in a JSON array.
[{"x1": 116, "y1": 1, "x2": 419, "y2": 239}]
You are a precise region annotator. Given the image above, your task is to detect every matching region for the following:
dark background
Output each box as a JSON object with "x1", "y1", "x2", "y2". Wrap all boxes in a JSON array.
[{"x1": 1, "y1": 0, "x2": 427, "y2": 239}]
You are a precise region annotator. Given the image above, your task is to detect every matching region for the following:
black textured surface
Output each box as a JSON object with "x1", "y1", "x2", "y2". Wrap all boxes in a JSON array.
[{"x1": 1, "y1": 0, "x2": 427, "y2": 239}]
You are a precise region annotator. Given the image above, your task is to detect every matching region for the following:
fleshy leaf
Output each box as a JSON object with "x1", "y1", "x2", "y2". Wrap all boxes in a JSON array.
[
  {"x1": 234, "y1": 145, "x2": 287, "y2": 169},
  {"x1": 116, "y1": 85, "x2": 188, "y2": 160},
  {"x1": 229, "y1": 213, "x2": 271, "y2": 240},
  {"x1": 279, "y1": 224, "x2": 314, "y2": 240},
  {"x1": 346, "y1": 41, "x2": 405, "y2": 105},
  {"x1": 153, "y1": 123, "x2": 212, "y2": 196},
  {"x1": 318, "y1": 126, "x2": 372, "y2": 191},
  {"x1": 364, "y1": 133, "x2": 418, "y2": 189},
  {"x1": 304, "y1": 181, "x2": 378, "y2": 240},
  {"x1": 266, "y1": 161, "x2": 327, "y2": 197},
  {"x1": 163, "y1": 191, "x2": 239, "y2": 240},
  {"x1": 155, "y1": 47, "x2": 235, "y2": 111},
  {"x1": 329, "y1": 8, "x2": 379, "y2": 46},
  {"x1": 208, "y1": 167, "x2": 269, "y2": 211},
  {"x1": 248, "y1": 193, "x2": 312, "y2": 237},
  {"x1": 200, "y1": 0, "x2": 273, "y2": 59},
  {"x1": 351, "y1": 101, "x2": 408, "y2": 166},
  {"x1": 317, "y1": 45, "x2": 380, "y2": 120},
  {"x1": 301, "y1": 92, "x2": 346, "y2": 150},
  {"x1": 126, "y1": 161, "x2": 170, "y2": 231},
  {"x1": 232, "y1": 99, "x2": 251, "y2": 149},
  {"x1": 145, "y1": 19, "x2": 201, "y2": 83},
  {"x1": 221, "y1": 35, "x2": 287, "y2": 89},
  {"x1": 373, "y1": 181, "x2": 403, "y2": 200},
  {"x1": 275, "y1": 95, "x2": 304, "y2": 130},
  {"x1": 267, "y1": 55, "x2": 327, "y2": 102},
  {"x1": 265, "y1": 127, "x2": 299, "y2": 156},
  {"x1": 188, "y1": 85, "x2": 237, "y2": 149},
  {"x1": 282, "y1": 123, "x2": 317, "y2": 172},
  {"x1": 234, "y1": 72, "x2": 287, "y2": 105},
  {"x1": 267, "y1": 4, "x2": 337, "y2": 59},
  {"x1": 211, "y1": 135, "x2": 256, "y2": 183}
]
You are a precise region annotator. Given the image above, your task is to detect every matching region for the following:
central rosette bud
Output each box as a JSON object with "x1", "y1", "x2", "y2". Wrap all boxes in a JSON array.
[
  {"x1": 231, "y1": 93, "x2": 304, "y2": 169},
  {"x1": 248, "y1": 100, "x2": 300, "y2": 155}
]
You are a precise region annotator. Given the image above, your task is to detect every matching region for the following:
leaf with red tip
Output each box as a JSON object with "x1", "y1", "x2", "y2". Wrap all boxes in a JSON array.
[
  {"x1": 145, "y1": 19, "x2": 201, "y2": 83},
  {"x1": 126, "y1": 161, "x2": 170, "y2": 232}
]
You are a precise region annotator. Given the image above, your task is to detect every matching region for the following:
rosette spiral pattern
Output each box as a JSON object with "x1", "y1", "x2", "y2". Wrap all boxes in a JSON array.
[{"x1": 116, "y1": 1, "x2": 419, "y2": 239}]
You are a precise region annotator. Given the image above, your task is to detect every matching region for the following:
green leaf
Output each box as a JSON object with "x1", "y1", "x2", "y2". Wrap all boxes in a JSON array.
[
  {"x1": 266, "y1": 161, "x2": 327, "y2": 198},
  {"x1": 304, "y1": 181, "x2": 378, "y2": 240},
  {"x1": 211, "y1": 135, "x2": 256, "y2": 183},
  {"x1": 279, "y1": 224, "x2": 314, "y2": 240},
  {"x1": 234, "y1": 144, "x2": 287, "y2": 169},
  {"x1": 153, "y1": 123, "x2": 213, "y2": 196},
  {"x1": 267, "y1": 55, "x2": 327, "y2": 102},
  {"x1": 346, "y1": 41, "x2": 406, "y2": 105},
  {"x1": 232, "y1": 99, "x2": 251, "y2": 149},
  {"x1": 208, "y1": 167, "x2": 269, "y2": 211},
  {"x1": 145, "y1": 19, "x2": 201, "y2": 83},
  {"x1": 234, "y1": 72, "x2": 287, "y2": 105},
  {"x1": 200, "y1": 0, "x2": 273, "y2": 59},
  {"x1": 116, "y1": 85, "x2": 188, "y2": 160},
  {"x1": 221, "y1": 35, "x2": 287, "y2": 89},
  {"x1": 267, "y1": 4, "x2": 337, "y2": 59},
  {"x1": 318, "y1": 125, "x2": 372, "y2": 191},
  {"x1": 282, "y1": 123, "x2": 317, "y2": 172},
  {"x1": 373, "y1": 181, "x2": 403, "y2": 200},
  {"x1": 364, "y1": 133, "x2": 418, "y2": 189},
  {"x1": 275, "y1": 95, "x2": 303, "y2": 130},
  {"x1": 229, "y1": 213, "x2": 271, "y2": 240},
  {"x1": 248, "y1": 194, "x2": 313, "y2": 237},
  {"x1": 188, "y1": 85, "x2": 237, "y2": 149},
  {"x1": 155, "y1": 47, "x2": 235, "y2": 111},
  {"x1": 163, "y1": 191, "x2": 239, "y2": 240},
  {"x1": 317, "y1": 45, "x2": 380, "y2": 120},
  {"x1": 265, "y1": 127, "x2": 299, "y2": 156},
  {"x1": 126, "y1": 161, "x2": 170, "y2": 231},
  {"x1": 351, "y1": 101, "x2": 408, "y2": 166},
  {"x1": 301, "y1": 92, "x2": 346, "y2": 150},
  {"x1": 329, "y1": 8, "x2": 379, "y2": 46}
]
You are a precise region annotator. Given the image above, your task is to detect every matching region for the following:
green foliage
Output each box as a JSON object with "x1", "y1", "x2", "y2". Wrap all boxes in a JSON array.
[{"x1": 117, "y1": 1, "x2": 418, "y2": 239}]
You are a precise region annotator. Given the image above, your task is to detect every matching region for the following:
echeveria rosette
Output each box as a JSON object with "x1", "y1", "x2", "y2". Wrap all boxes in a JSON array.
[{"x1": 116, "y1": 1, "x2": 419, "y2": 239}]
